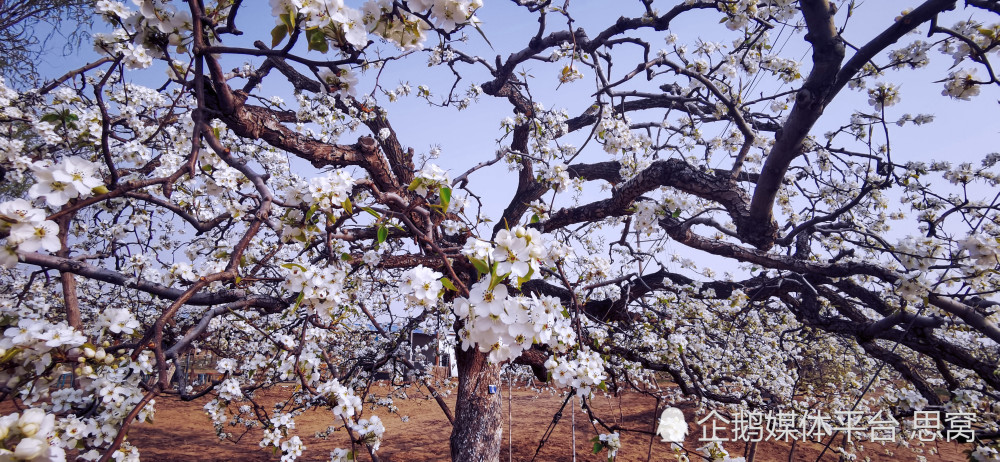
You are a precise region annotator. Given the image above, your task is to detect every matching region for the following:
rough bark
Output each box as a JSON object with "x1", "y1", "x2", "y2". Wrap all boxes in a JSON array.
[{"x1": 450, "y1": 347, "x2": 503, "y2": 462}]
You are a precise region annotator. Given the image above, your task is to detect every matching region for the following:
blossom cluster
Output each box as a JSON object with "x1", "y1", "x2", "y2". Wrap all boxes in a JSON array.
[
  {"x1": 454, "y1": 284, "x2": 576, "y2": 363},
  {"x1": 596, "y1": 432, "x2": 621, "y2": 461},
  {"x1": 1, "y1": 318, "x2": 86, "y2": 375},
  {"x1": 360, "y1": 1, "x2": 432, "y2": 50},
  {"x1": 544, "y1": 348, "x2": 607, "y2": 396},
  {"x1": 399, "y1": 265, "x2": 444, "y2": 308},
  {"x1": 596, "y1": 110, "x2": 651, "y2": 157},
  {"x1": 959, "y1": 234, "x2": 1000, "y2": 268},
  {"x1": 320, "y1": 381, "x2": 362, "y2": 420},
  {"x1": 492, "y1": 227, "x2": 546, "y2": 280},
  {"x1": 270, "y1": 0, "x2": 483, "y2": 55},
  {"x1": 448, "y1": 227, "x2": 580, "y2": 362},
  {"x1": 405, "y1": 0, "x2": 483, "y2": 32},
  {"x1": 318, "y1": 68, "x2": 359, "y2": 98},
  {"x1": 0, "y1": 200, "x2": 59, "y2": 267},
  {"x1": 271, "y1": 0, "x2": 367, "y2": 48},
  {"x1": 942, "y1": 69, "x2": 981, "y2": 100},
  {"x1": 867, "y1": 82, "x2": 901, "y2": 111},
  {"x1": 895, "y1": 235, "x2": 945, "y2": 273},
  {"x1": 348, "y1": 415, "x2": 385, "y2": 452},
  {"x1": 217, "y1": 378, "x2": 244, "y2": 401},
  {"x1": 540, "y1": 164, "x2": 572, "y2": 192},
  {"x1": 305, "y1": 170, "x2": 356, "y2": 214},
  {"x1": 0, "y1": 296, "x2": 156, "y2": 461},
  {"x1": 330, "y1": 448, "x2": 353, "y2": 462},
  {"x1": 97, "y1": 308, "x2": 140, "y2": 336},
  {"x1": 0, "y1": 409, "x2": 66, "y2": 462},
  {"x1": 633, "y1": 201, "x2": 661, "y2": 236},
  {"x1": 558, "y1": 64, "x2": 584, "y2": 83},
  {"x1": 283, "y1": 263, "x2": 349, "y2": 323},
  {"x1": 697, "y1": 441, "x2": 745, "y2": 462},
  {"x1": 94, "y1": 0, "x2": 193, "y2": 70},
  {"x1": 410, "y1": 163, "x2": 450, "y2": 198},
  {"x1": 29, "y1": 157, "x2": 104, "y2": 208},
  {"x1": 717, "y1": 0, "x2": 796, "y2": 31}
]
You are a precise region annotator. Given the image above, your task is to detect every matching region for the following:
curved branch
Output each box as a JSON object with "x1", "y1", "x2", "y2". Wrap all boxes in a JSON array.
[{"x1": 18, "y1": 252, "x2": 284, "y2": 307}]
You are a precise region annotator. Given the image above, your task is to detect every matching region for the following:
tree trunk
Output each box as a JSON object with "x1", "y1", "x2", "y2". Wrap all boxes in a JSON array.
[{"x1": 450, "y1": 347, "x2": 503, "y2": 462}]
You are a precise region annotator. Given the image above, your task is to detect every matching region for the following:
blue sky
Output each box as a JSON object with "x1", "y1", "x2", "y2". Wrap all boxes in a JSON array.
[{"x1": 32, "y1": 1, "x2": 1000, "y2": 278}]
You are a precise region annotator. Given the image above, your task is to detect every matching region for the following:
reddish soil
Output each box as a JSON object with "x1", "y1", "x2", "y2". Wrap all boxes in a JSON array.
[{"x1": 127, "y1": 382, "x2": 972, "y2": 462}]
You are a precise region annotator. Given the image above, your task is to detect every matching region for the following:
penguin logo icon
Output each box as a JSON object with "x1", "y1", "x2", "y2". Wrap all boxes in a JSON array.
[{"x1": 656, "y1": 407, "x2": 688, "y2": 443}]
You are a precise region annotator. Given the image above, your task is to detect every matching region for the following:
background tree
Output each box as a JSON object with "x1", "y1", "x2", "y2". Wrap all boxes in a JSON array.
[
  {"x1": 0, "y1": 0, "x2": 95, "y2": 200},
  {"x1": 1, "y1": 1, "x2": 999, "y2": 462},
  {"x1": 0, "y1": 0, "x2": 95, "y2": 87}
]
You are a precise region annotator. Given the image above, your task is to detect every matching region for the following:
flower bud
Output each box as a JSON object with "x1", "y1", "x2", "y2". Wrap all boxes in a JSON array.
[
  {"x1": 0, "y1": 414, "x2": 16, "y2": 440},
  {"x1": 17, "y1": 408, "x2": 45, "y2": 437},
  {"x1": 14, "y1": 437, "x2": 46, "y2": 460}
]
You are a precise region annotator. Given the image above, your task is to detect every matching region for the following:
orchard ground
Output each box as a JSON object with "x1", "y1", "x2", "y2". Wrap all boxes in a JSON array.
[{"x1": 121, "y1": 382, "x2": 969, "y2": 462}]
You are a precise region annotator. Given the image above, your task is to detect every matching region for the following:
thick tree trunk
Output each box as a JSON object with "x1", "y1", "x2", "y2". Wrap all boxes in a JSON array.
[{"x1": 450, "y1": 347, "x2": 503, "y2": 462}]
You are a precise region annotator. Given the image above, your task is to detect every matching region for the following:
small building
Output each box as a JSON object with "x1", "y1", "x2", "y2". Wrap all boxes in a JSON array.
[{"x1": 408, "y1": 329, "x2": 458, "y2": 379}]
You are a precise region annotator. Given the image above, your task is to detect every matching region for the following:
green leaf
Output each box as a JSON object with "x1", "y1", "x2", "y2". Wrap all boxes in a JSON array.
[
  {"x1": 530, "y1": 214, "x2": 540, "y2": 224},
  {"x1": 441, "y1": 277, "x2": 457, "y2": 291},
  {"x1": 407, "y1": 178, "x2": 423, "y2": 191},
  {"x1": 342, "y1": 198, "x2": 353, "y2": 215},
  {"x1": 341, "y1": 252, "x2": 352, "y2": 261},
  {"x1": 306, "y1": 28, "x2": 329, "y2": 53},
  {"x1": 91, "y1": 185, "x2": 109, "y2": 195},
  {"x1": 279, "y1": 13, "x2": 295, "y2": 30},
  {"x1": 361, "y1": 206, "x2": 380, "y2": 219},
  {"x1": 593, "y1": 442, "x2": 604, "y2": 454},
  {"x1": 1, "y1": 348, "x2": 21, "y2": 363},
  {"x1": 439, "y1": 186, "x2": 452, "y2": 211},
  {"x1": 515, "y1": 266, "x2": 534, "y2": 289},
  {"x1": 281, "y1": 263, "x2": 307, "y2": 272},
  {"x1": 672, "y1": 208, "x2": 681, "y2": 218},
  {"x1": 489, "y1": 272, "x2": 508, "y2": 291},
  {"x1": 472, "y1": 22, "x2": 494, "y2": 51},
  {"x1": 304, "y1": 204, "x2": 319, "y2": 223},
  {"x1": 470, "y1": 257, "x2": 490, "y2": 276},
  {"x1": 271, "y1": 24, "x2": 288, "y2": 47},
  {"x1": 377, "y1": 225, "x2": 388, "y2": 244}
]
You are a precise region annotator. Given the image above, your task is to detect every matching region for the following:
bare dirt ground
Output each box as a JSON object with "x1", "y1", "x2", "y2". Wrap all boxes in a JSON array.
[{"x1": 127, "y1": 382, "x2": 971, "y2": 462}]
